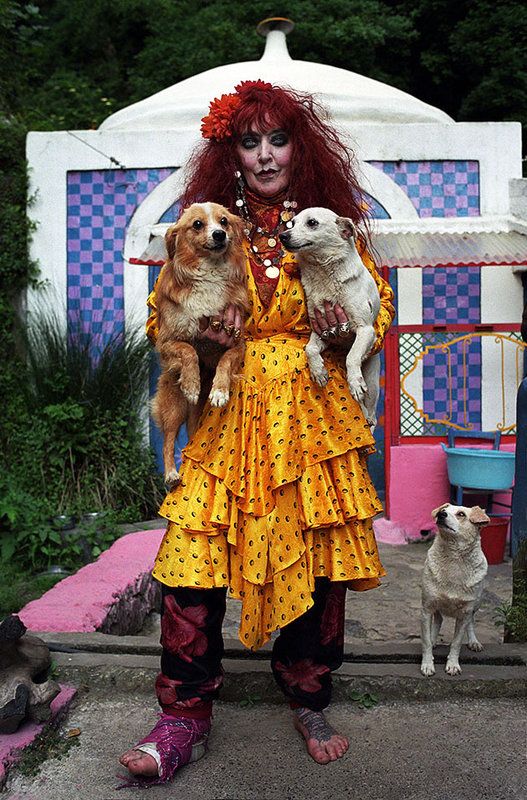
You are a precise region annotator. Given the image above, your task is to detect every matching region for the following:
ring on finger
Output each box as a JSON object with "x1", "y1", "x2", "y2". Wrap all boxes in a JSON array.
[
  {"x1": 209, "y1": 319, "x2": 222, "y2": 333},
  {"x1": 327, "y1": 326, "x2": 338, "y2": 338},
  {"x1": 338, "y1": 321, "x2": 352, "y2": 336},
  {"x1": 320, "y1": 329, "x2": 331, "y2": 340},
  {"x1": 222, "y1": 323, "x2": 235, "y2": 337},
  {"x1": 233, "y1": 327, "x2": 242, "y2": 340}
]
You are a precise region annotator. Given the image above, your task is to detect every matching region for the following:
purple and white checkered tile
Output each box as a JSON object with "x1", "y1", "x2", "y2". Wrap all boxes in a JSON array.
[
  {"x1": 368, "y1": 161, "x2": 480, "y2": 218},
  {"x1": 422, "y1": 267, "x2": 481, "y2": 325},
  {"x1": 67, "y1": 168, "x2": 175, "y2": 345},
  {"x1": 422, "y1": 335, "x2": 482, "y2": 429}
]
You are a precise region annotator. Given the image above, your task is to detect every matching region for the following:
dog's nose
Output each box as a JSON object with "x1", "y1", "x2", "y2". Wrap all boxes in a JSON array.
[
  {"x1": 437, "y1": 509, "x2": 447, "y2": 519},
  {"x1": 212, "y1": 229, "x2": 226, "y2": 243},
  {"x1": 279, "y1": 231, "x2": 290, "y2": 244}
]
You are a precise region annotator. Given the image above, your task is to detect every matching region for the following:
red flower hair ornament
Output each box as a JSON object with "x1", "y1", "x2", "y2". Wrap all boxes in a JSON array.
[{"x1": 200, "y1": 80, "x2": 274, "y2": 140}]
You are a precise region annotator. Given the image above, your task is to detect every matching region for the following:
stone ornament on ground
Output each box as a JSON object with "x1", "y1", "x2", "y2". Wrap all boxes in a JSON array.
[{"x1": 0, "y1": 615, "x2": 60, "y2": 734}]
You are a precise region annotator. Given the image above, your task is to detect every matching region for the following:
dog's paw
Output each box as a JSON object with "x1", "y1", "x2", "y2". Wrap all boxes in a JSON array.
[
  {"x1": 347, "y1": 373, "x2": 367, "y2": 402},
  {"x1": 307, "y1": 353, "x2": 329, "y2": 387},
  {"x1": 467, "y1": 640, "x2": 483, "y2": 652},
  {"x1": 209, "y1": 388, "x2": 229, "y2": 407},
  {"x1": 310, "y1": 366, "x2": 329, "y2": 387},
  {"x1": 445, "y1": 661, "x2": 462, "y2": 676},
  {"x1": 165, "y1": 469, "x2": 181, "y2": 489},
  {"x1": 420, "y1": 661, "x2": 435, "y2": 677}
]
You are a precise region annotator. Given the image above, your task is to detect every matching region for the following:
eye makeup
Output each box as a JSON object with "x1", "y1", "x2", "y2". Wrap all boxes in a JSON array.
[{"x1": 240, "y1": 129, "x2": 289, "y2": 149}]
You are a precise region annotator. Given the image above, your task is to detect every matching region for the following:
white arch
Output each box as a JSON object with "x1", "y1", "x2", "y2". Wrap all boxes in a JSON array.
[
  {"x1": 123, "y1": 167, "x2": 188, "y2": 331},
  {"x1": 122, "y1": 157, "x2": 419, "y2": 332},
  {"x1": 359, "y1": 162, "x2": 419, "y2": 220}
]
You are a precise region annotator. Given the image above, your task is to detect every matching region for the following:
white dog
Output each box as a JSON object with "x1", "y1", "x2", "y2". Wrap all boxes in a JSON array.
[
  {"x1": 279, "y1": 207, "x2": 381, "y2": 428},
  {"x1": 420, "y1": 503, "x2": 490, "y2": 677}
]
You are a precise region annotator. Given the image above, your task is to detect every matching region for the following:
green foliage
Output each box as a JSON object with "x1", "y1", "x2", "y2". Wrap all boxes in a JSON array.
[
  {"x1": 0, "y1": 120, "x2": 38, "y2": 330},
  {"x1": 0, "y1": 2, "x2": 45, "y2": 112},
  {"x1": 349, "y1": 689, "x2": 379, "y2": 709},
  {"x1": 1, "y1": 312, "x2": 164, "y2": 571},
  {"x1": 2, "y1": 0, "x2": 525, "y2": 137},
  {"x1": 494, "y1": 595, "x2": 527, "y2": 642},
  {"x1": 15, "y1": 726, "x2": 80, "y2": 778},
  {"x1": 391, "y1": 0, "x2": 527, "y2": 130},
  {"x1": 497, "y1": 543, "x2": 527, "y2": 642},
  {"x1": 239, "y1": 692, "x2": 263, "y2": 707},
  {"x1": 126, "y1": 0, "x2": 416, "y2": 100}
]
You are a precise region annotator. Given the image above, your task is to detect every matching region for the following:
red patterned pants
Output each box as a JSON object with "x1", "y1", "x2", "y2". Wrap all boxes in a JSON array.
[{"x1": 156, "y1": 578, "x2": 346, "y2": 717}]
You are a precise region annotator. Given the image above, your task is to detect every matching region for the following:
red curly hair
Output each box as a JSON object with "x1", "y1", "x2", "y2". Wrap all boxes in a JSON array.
[{"x1": 180, "y1": 82, "x2": 369, "y2": 228}]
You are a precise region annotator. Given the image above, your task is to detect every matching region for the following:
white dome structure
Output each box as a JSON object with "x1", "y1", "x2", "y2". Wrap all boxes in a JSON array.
[{"x1": 99, "y1": 18, "x2": 453, "y2": 132}]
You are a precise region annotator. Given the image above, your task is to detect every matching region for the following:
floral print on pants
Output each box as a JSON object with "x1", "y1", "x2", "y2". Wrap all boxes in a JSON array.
[{"x1": 157, "y1": 578, "x2": 346, "y2": 715}]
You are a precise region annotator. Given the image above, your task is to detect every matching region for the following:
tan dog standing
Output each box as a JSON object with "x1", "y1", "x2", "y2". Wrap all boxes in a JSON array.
[
  {"x1": 152, "y1": 202, "x2": 248, "y2": 487},
  {"x1": 421, "y1": 503, "x2": 489, "y2": 677}
]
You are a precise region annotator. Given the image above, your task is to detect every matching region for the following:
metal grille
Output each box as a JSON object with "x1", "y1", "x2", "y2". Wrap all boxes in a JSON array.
[{"x1": 399, "y1": 331, "x2": 526, "y2": 436}]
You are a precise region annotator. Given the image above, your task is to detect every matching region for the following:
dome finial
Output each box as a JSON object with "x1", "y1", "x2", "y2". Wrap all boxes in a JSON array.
[{"x1": 257, "y1": 17, "x2": 294, "y2": 61}]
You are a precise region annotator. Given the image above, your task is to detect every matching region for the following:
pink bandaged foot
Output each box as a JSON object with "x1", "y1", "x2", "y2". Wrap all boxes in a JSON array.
[{"x1": 117, "y1": 713, "x2": 211, "y2": 789}]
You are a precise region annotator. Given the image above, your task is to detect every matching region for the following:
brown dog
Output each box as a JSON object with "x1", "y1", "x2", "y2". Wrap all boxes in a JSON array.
[{"x1": 151, "y1": 202, "x2": 248, "y2": 487}]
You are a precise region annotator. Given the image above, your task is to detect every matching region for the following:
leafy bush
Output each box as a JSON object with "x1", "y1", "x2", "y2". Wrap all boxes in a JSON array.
[
  {"x1": 1, "y1": 310, "x2": 164, "y2": 570},
  {"x1": 494, "y1": 594, "x2": 527, "y2": 642}
]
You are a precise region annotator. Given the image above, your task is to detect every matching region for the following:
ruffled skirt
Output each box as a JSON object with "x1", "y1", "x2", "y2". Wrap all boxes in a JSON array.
[{"x1": 153, "y1": 336, "x2": 385, "y2": 650}]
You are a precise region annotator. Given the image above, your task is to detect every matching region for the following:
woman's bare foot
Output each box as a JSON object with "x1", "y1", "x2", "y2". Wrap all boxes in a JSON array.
[
  {"x1": 119, "y1": 748, "x2": 158, "y2": 777},
  {"x1": 293, "y1": 708, "x2": 349, "y2": 764}
]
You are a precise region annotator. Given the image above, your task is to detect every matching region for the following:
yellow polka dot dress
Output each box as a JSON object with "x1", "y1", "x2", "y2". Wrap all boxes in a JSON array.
[{"x1": 151, "y1": 239, "x2": 395, "y2": 651}]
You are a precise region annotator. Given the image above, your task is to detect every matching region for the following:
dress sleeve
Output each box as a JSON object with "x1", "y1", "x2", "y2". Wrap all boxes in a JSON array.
[
  {"x1": 145, "y1": 285, "x2": 159, "y2": 345},
  {"x1": 358, "y1": 241, "x2": 395, "y2": 356}
]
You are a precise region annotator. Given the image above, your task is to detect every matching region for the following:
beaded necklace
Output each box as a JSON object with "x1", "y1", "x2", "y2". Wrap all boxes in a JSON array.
[{"x1": 235, "y1": 171, "x2": 297, "y2": 280}]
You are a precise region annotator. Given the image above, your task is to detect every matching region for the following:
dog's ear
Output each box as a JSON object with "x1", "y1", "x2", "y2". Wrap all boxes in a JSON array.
[
  {"x1": 468, "y1": 506, "x2": 490, "y2": 526},
  {"x1": 431, "y1": 503, "x2": 449, "y2": 520},
  {"x1": 335, "y1": 217, "x2": 357, "y2": 241},
  {"x1": 165, "y1": 224, "x2": 178, "y2": 261},
  {"x1": 227, "y1": 211, "x2": 245, "y2": 246}
]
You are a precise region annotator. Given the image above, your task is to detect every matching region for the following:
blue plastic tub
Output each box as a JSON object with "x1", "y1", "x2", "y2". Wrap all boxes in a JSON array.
[{"x1": 441, "y1": 444, "x2": 515, "y2": 490}]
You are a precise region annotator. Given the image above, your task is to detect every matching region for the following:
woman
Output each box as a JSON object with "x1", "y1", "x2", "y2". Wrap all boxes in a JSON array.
[{"x1": 119, "y1": 80, "x2": 394, "y2": 785}]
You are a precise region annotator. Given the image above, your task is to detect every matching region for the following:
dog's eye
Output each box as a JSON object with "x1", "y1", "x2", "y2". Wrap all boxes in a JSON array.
[
  {"x1": 192, "y1": 220, "x2": 204, "y2": 230},
  {"x1": 307, "y1": 219, "x2": 319, "y2": 228},
  {"x1": 456, "y1": 511, "x2": 466, "y2": 518},
  {"x1": 220, "y1": 217, "x2": 228, "y2": 227}
]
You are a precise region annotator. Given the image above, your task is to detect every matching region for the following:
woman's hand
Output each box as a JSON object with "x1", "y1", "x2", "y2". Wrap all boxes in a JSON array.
[
  {"x1": 310, "y1": 301, "x2": 356, "y2": 347},
  {"x1": 196, "y1": 304, "x2": 243, "y2": 349}
]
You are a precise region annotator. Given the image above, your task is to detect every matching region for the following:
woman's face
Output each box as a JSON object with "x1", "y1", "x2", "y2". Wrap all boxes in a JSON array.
[{"x1": 236, "y1": 127, "x2": 293, "y2": 197}]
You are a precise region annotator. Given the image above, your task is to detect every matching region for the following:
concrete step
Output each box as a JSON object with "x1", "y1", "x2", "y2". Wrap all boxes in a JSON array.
[
  {"x1": 48, "y1": 647, "x2": 527, "y2": 702},
  {"x1": 39, "y1": 630, "x2": 527, "y2": 664}
]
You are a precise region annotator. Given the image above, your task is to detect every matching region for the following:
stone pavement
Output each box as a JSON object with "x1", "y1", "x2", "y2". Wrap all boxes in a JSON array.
[{"x1": 5, "y1": 694, "x2": 526, "y2": 800}]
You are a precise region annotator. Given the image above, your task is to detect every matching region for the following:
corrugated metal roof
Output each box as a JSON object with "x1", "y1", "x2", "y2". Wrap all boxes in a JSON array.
[
  {"x1": 130, "y1": 230, "x2": 527, "y2": 269},
  {"x1": 372, "y1": 231, "x2": 527, "y2": 268}
]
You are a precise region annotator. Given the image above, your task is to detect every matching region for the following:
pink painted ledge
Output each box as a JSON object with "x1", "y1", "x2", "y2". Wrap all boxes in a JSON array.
[
  {"x1": 18, "y1": 529, "x2": 166, "y2": 633},
  {"x1": 15, "y1": 519, "x2": 415, "y2": 635},
  {"x1": 0, "y1": 685, "x2": 77, "y2": 789}
]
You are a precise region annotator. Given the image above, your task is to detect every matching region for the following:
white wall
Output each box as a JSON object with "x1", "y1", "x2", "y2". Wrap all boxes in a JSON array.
[{"x1": 26, "y1": 120, "x2": 522, "y2": 337}]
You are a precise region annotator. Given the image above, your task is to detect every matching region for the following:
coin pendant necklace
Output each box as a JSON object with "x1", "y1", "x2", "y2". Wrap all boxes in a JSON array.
[{"x1": 235, "y1": 171, "x2": 297, "y2": 279}]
